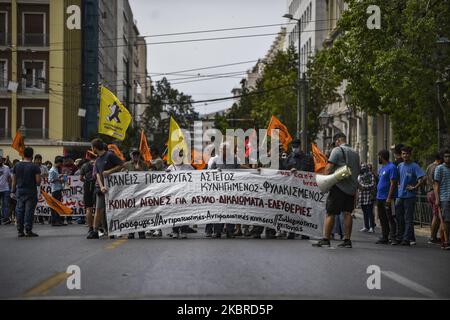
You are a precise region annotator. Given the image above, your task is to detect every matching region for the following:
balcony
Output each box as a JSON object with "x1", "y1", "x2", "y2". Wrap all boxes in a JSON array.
[
  {"x1": 19, "y1": 128, "x2": 48, "y2": 140},
  {"x1": 0, "y1": 33, "x2": 11, "y2": 47},
  {"x1": 19, "y1": 33, "x2": 49, "y2": 47}
]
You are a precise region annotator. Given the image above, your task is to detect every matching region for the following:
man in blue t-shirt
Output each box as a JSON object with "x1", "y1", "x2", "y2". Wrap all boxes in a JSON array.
[
  {"x1": 434, "y1": 148, "x2": 450, "y2": 250},
  {"x1": 395, "y1": 146, "x2": 425, "y2": 246},
  {"x1": 11, "y1": 147, "x2": 42, "y2": 237},
  {"x1": 375, "y1": 150, "x2": 399, "y2": 245}
]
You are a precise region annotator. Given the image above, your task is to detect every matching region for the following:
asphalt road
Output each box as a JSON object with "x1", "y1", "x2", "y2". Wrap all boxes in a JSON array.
[{"x1": 0, "y1": 217, "x2": 448, "y2": 300}]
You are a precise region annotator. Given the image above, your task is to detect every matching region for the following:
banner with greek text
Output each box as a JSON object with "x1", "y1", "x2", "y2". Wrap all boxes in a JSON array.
[
  {"x1": 35, "y1": 176, "x2": 86, "y2": 217},
  {"x1": 105, "y1": 169, "x2": 327, "y2": 238}
]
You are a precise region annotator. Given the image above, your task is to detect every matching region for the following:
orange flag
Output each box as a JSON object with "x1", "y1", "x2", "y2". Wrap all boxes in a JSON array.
[
  {"x1": 311, "y1": 143, "x2": 328, "y2": 174},
  {"x1": 267, "y1": 115, "x2": 293, "y2": 151},
  {"x1": 108, "y1": 144, "x2": 125, "y2": 161},
  {"x1": 139, "y1": 130, "x2": 152, "y2": 163},
  {"x1": 191, "y1": 149, "x2": 207, "y2": 170},
  {"x1": 12, "y1": 131, "x2": 25, "y2": 157},
  {"x1": 41, "y1": 191, "x2": 72, "y2": 216}
]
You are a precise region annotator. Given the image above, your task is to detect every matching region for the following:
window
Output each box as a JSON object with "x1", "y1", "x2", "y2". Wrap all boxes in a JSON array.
[
  {"x1": 0, "y1": 12, "x2": 7, "y2": 46},
  {"x1": 0, "y1": 107, "x2": 7, "y2": 138},
  {"x1": 0, "y1": 60, "x2": 7, "y2": 88},
  {"x1": 22, "y1": 107, "x2": 45, "y2": 139},
  {"x1": 22, "y1": 13, "x2": 46, "y2": 46},
  {"x1": 22, "y1": 61, "x2": 45, "y2": 90}
]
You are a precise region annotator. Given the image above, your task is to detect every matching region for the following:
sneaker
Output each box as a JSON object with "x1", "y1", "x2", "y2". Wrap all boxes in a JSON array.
[
  {"x1": 301, "y1": 235, "x2": 310, "y2": 240},
  {"x1": 234, "y1": 230, "x2": 243, "y2": 237},
  {"x1": 127, "y1": 233, "x2": 135, "y2": 239},
  {"x1": 275, "y1": 232, "x2": 283, "y2": 238},
  {"x1": 312, "y1": 239, "x2": 331, "y2": 247},
  {"x1": 376, "y1": 238, "x2": 389, "y2": 245},
  {"x1": 180, "y1": 233, "x2": 188, "y2": 239},
  {"x1": 2, "y1": 218, "x2": 12, "y2": 225},
  {"x1": 185, "y1": 227, "x2": 197, "y2": 234},
  {"x1": 226, "y1": 232, "x2": 235, "y2": 239},
  {"x1": 171, "y1": 232, "x2": 179, "y2": 239},
  {"x1": 18, "y1": 231, "x2": 25, "y2": 238},
  {"x1": 214, "y1": 233, "x2": 222, "y2": 238},
  {"x1": 337, "y1": 239, "x2": 352, "y2": 248},
  {"x1": 360, "y1": 228, "x2": 368, "y2": 232},
  {"x1": 205, "y1": 232, "x2": 212, "y2": 238},
  {"x1": 252, "y1": 234, "x2": 261, "y2": 239},
  {"x1": 400, "y1": 240, "x2": 410, "y2": 246},
  {"x1": 410, "y1": 241, "x2": 417, "y2": 246},
  {"x1": 243, "y1": 229, "x2": 252, "y2": 237},
  {"x1": 25, "y1": 231, "x2": 39, "y2": 237},
  {"x1": 368, "y1": 228, "x2": 375, "y2": 233},
  {"x1": 390, "y1": 239, "x2": 400, "y2": 246},
  {"x1": 87, "y1": 231, "x2": 99, "y2": 239},
  {"x1": 428, "y1": 238, "x2": 440, "y2": 244},
  {"x1": 153, "y1": 230, "x2": 162, "y2": 237}
]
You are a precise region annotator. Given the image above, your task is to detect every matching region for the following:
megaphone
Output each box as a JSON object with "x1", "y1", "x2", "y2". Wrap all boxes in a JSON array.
[{"x1": 316, "y1": 166, "x2": 352, "y2": 193}]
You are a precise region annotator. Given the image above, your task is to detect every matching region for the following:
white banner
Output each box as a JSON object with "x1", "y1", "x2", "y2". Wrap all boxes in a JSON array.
[
  {"x1": 36, "y1": 176, "x2": 86, "y2": 217},
  {"x1": 105, "y1": 169, "x2": 327, "y2": 238}
]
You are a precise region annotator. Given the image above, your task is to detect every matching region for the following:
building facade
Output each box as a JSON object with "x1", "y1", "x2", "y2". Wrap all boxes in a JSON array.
[
  {"x1": 318, "y1": 0, "x2": 394, "y2": 168},
  {"x1": 82, "y1": 0, "x2": 118, "y2": 141},
  {"x1": 284, "y1": 0, "x2": 327, "y2": 74},
  {"x1": 0, "y1": 0, "x2": 85, "y2": 161}
]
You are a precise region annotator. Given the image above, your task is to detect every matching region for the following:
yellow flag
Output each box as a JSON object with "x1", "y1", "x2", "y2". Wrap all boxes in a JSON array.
[
  {"x1": 167, "y1": 117, "x2": 189, "y2": 165},
  {"x1": 98, "y1": 86, "x2": 132, "y2": 141}
]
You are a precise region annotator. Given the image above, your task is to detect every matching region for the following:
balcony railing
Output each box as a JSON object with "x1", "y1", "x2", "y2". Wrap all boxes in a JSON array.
[
  {"x1": 19, "y1": 33, "x2": 49, "y2": 47},
  {"x1": 0, "y1": 33, "x2": 11, "y2": 46},
  {"x1": 19, "y1": 80, "x2": 49, "y2": 95},
  {"x1": 19, "y1": 128, "x2": 48, "y2": 140}
]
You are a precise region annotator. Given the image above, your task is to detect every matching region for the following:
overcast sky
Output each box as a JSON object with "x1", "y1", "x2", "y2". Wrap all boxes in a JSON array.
[{"x1": 129, "y1": 0, "x2": 287, "y2": 115}]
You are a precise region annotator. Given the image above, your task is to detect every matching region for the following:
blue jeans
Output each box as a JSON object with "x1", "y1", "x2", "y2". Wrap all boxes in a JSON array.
[
  {"x1": 332, "y1": 212, "x2": 344, "y2": 237},
  {"x1": 16, "y1": 192, "x2": 38, "y2": 231},
  {"x1": 0, "y1": 191, "x2": 10, "y2": 221},
  {"x1": 395, "y1": 198, "x2": 416, "y2": 242},
  {"x1": 361, "y1": 204, "x2": 375, "y2": 229}
]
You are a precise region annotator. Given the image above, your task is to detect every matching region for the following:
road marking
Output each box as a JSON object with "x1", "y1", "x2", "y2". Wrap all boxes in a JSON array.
[
  {"x1": 381, "y1": 271, "x2": 438, "y2": 299},
  {"x1": 23, "y1": 272, "x2": 69, "y2": 297},
  {"x1": 104, "y1": 239, "x2": 127, "y2": 250}
]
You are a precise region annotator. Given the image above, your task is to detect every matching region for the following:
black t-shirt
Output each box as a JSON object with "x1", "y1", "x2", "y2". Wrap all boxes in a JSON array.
[
  {"x1": 12, "y1": 161, "x2": 41, "y2": 194},
  {"x1": 95, "y1": 151, "x2": 123, "y2": 176},
  {"x1": 80, "y1": 162, "x2": 95, "y2": 185}
]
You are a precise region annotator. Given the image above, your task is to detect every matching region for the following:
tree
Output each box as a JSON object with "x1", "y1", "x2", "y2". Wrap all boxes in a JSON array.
[
  {"x1": 141, "y1": 77, "x2": 199, "y2": 153},
  {"x1": 313, "y1": 0, "x2": 450, "y2": 160}
]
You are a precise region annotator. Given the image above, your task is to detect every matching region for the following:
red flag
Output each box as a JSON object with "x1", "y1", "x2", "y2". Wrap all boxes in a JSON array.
[
  {"x1": 12, "y1": 131, "x2": 25, "y2": 157},
  {"x1": 108, "y1": 144, "x2": 125, "y2": 161},
  {"x1": 139, "y1": 130, "x2": 152, "y2": 163}
]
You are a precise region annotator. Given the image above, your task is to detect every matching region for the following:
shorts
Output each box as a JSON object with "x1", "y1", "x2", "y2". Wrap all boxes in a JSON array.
[
  {"x1": 426, "y1": 191, "x2": 439, "y2": 217},
  {"x1": 96, "y1": 192, "x2": 106, "y2": 210},
  {"x1": 440, "y1": 201, "x2": 450, "y2": 223},
  {"x1": 83, "y1": 184, "x2": 95, "y2": 208},
  {"x1": 326, "y1": 185, "x2": 355, "y2": 215}
]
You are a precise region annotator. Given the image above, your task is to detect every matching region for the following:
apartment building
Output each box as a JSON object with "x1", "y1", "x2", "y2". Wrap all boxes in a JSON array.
[{"x1": 0, "y1": 0, "x2": 83, "y2": 161}]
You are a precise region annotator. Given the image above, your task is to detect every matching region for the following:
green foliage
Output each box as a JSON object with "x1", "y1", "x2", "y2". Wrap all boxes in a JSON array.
[{"x1": 313, "y1": 0, "x2": 450, "y2": 159}]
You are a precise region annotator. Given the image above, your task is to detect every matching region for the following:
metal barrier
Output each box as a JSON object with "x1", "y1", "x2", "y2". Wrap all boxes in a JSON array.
[{"x1": 414, "y1": 193, "x2": 433, "y2": 227}]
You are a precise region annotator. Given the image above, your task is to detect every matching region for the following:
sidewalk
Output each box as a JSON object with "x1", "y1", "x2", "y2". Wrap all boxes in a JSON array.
[{"x1": 354, "y1": 209, "x2": 431, "y2": 238}]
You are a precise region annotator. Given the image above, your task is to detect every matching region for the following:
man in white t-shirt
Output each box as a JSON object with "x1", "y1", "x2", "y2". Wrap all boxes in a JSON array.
[{"x1": 0, "y1": 156, "x2": 11, "y2": 224}]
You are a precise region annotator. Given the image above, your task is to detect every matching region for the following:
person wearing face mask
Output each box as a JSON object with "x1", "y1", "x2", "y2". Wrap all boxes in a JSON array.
[{"x1": 278, "y1": 139, "x2": 315, "y2": 240}]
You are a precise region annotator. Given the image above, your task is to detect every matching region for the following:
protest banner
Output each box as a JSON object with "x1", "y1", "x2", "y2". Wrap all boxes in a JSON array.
[
  {"x1": 105, "y1": 169, "x2": 327, "y2": 238},
  {"x1": 36, "y1": 176, "x2": 86, "y2": 217}
]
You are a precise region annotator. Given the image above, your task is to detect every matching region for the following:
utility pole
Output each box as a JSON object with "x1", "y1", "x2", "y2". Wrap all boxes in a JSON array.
[{"x1": 283, "y1": 13, "x2": 308, "y2": 153}]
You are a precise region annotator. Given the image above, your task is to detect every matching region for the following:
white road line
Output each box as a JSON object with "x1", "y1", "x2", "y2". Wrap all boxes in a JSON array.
[{"x1": 381, "y1": 271, "x2": 439, "y2": 299}]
